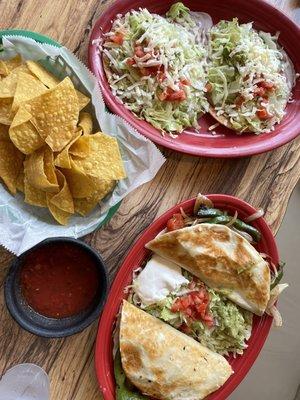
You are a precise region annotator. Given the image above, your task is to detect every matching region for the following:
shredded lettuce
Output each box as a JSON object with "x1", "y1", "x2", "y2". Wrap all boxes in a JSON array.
[
  {"x1": 115, "y1": 350, "x2": 148, "y2": 400},
  {"x1": 131, "y1": 272, "x2": 252, "y2": 356},
  {"x1": 208, "y1": 18, "x2": 291, "y2": 134},
  {"x1": 100, "y1": 3, "x2": 209, "y2": 134}
]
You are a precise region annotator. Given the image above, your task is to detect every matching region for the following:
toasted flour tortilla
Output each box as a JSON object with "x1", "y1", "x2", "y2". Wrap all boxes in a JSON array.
[
  {"x1": 120, "y1": 301, "x2": 233, "y2": 400},
  {"x1": 146, "y1": 223, "x2": 270, "y2": 316}
]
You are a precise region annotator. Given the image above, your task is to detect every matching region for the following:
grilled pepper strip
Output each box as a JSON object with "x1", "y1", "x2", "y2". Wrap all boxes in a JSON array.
[
  {"x1": 197, "y1": 207, "x2": 223, "y2": 218},
  {"x1": 233, "y1": 219, "x2": 261, "y2": 242},
  {"x1": 208, "y1": 213, "x2": 261, "y2": 242}
]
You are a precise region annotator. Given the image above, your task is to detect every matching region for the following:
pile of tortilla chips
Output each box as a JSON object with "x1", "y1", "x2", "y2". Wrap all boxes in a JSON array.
[{"x1": 0, "y1": 55, "x2": 126, "y2": 225}]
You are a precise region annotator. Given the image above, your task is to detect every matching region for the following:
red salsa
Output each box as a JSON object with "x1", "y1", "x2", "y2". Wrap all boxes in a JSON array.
[{"x1": 20, "y1": 243, "x2": 100, "y2": 319}]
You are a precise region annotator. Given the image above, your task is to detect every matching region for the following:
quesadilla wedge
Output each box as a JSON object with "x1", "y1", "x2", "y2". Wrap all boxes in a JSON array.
[
  {"x1": 119, "y1": 300, "x2": 233, "y2": 400},
  {"x1": 127, "y1": 195, "x2": 287, "y2": 357},
  {"x1": 145, "y1": 223, "x2": 270, "y2": 316}
]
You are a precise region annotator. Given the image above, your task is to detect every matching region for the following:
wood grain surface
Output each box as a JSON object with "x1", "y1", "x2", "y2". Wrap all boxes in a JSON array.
[{"x1": 0, "y1": 0, "x2": 300, "y2": 399}]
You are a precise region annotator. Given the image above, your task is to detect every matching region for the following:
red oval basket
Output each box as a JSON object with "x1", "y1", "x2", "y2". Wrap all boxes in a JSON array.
[
  {"x1": 95, "y1": 194, "x2": 279, "y2": 400},
  {"x1": 89, "y1": 0, "x2": 300, "y2": 158}
]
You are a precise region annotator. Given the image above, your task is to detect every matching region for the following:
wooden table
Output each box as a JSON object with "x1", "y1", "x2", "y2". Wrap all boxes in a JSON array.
[{"x1": 0, "y1": 0, "x2": 299, "y2": 399}]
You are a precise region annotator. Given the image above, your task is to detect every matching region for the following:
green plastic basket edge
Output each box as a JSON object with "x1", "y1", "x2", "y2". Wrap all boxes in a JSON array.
[{"x1": 0, "y1": 28, "x2": 122, "y2": 231}]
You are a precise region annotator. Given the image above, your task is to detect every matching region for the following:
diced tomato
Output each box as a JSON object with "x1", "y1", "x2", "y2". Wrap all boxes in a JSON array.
[
  {"x1": 253, "y1": 86, "x2": 266, "y2": 97},
  {"x1": 259, "y1": 81, "x2": 275, "y2": 90},
  {"x1": 195, "y1": 302, "x2": 207, "y2": 315},
  {"x1": 166, "y1": 213, "x2": 185, "y2": 231},
  {"x1": 139, "y1": 65, "x2": 162, "y2": 77},
  {"x1": 171, "y1": 299, "x2": 181, "y2": 312},
  {"x1": 181, "y1": 296, "x2": 191, "y2": 309},
  {"x1": 205, "y1": 82, "x2": 212, "y2": 92},
  {"x1": 180, "y1": 77, "x2": 191, "y2": 86},
  {"x1": 110, "y1": 32, "x2": 124, "y2": 45},
  {"x1": 235, "y1": 95, "x2": 245, "y2": 107},
  {"x1": 167, "y1": 89, "x2": 186, "y2": 101},
  {"x1": 171, "y1": 286, "x2": 214, "y2": 328},
  {"x1": 134, "y1": 45, "x2": 146, "y2": 58},
  {"x1": 126, "y1": 58, "x2": 135, "y2": 66},
  {"x1": 185, "y1": 307, "x2": 193, "y2": 317},
  {"x1": 202, "y1": 314, "x2": 214, "y2": 327},
  {"x1": 157, "y1": 71, "x2": 166, "y2": 83},
  {"x1": 256, "y1": 108, "x2": 273, "y2": 120},
  {"x1": 159, "y1": 86, "x2": 186, "y2": 102},
  {"x1": 139, "y1": 67, "x2": 152, "y2": 76}
]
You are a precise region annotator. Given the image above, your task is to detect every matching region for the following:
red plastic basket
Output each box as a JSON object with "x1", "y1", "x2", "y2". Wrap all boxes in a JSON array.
[
  {"x1": 95, "y1": 194, "x2": 279, "y2": 400},
  {"x1": 89, "y1": 0, "x2": 300, "y2": 157}
]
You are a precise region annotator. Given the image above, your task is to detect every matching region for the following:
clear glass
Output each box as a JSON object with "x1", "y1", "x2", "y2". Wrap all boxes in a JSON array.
[{"x1": 0, "y1": 364, "x2": 50, "y2": 400}]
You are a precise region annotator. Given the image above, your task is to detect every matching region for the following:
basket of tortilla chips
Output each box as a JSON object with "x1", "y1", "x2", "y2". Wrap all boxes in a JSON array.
[{"x1": 0, "y1": 32, "x2": 165, "y2": 255}]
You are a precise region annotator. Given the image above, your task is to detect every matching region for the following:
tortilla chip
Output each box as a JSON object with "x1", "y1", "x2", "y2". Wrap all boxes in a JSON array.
[
  {"x1": 0, "y1": 61, "x2": 9, "y2": 77},
  {"x1": 74, "y1": 179, "x2": 115, "y2": 216},
  {"x1": 0, "y1": 124, "x2": 10, "y2": 141},
  {"x1": 24, "y1": 147, "x2": 59, "y2": 193},
  {"x1": 26, "y1": 61, "x2": 90, "y2": 110},
  {"x1": 23, "y1": 77, "x2": 79, "y2": 151},
  {"x1": 0, "y1": 139, "x2": 24, "y2": 194},
  {"x1": 0, "y1": 98, "x2": 13, "y2": 125},
  {"x1": 49, "y1": 169, "x2": 74, "y2": 213},
  {"x1": 12, "y1": 72, "x2": 48, "y2": 111},
  {"x1": 46, "y1": 193, "x2": 72, "y2": 225},
  {"x1": 72, "y1": 132, "x2": 126, "y2": 180},
  {"x1": 4, "y1": 55, "x2": 23, "y2": 72},
  {"x1": 10, "y1": 106, "x2": 32, "y2": 127},
  {"x1": 69, "y1": 135, "x2": 90, "y2": 158},
  {"x1": 16, "y1": 168, "x2": 25, "y2": 193},
  {"x1": 78, "y1": 112, "x2": 93, "y2": 135},
  {"x1": 44, "y1": 147, "x2": 58, "y2": 185},
  {"x1": 62, "y1": 159, "x2": 96, "y2": 198},
  {"x1": 26, "y1": 60, "x2": 59, "y2": 88},
  {"x1": 9, "y1": 107, "x2": 44, "y2": 154},
  {"x1": 0, "y1": 64, "x2": 31, "y2": 98},
  {"x1": 76, "y1": 90, "x2": 90, "y2": 111},
  {"x1": 24, "y1": 176, "x2": 47, "y2": 207},
  {"x1": 54, "y1": 131, "x2": 82, "y2": 169}
]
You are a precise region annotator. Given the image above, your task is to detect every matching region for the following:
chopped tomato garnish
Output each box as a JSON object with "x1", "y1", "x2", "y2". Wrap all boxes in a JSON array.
[
  {"x1": 180, "y1": 77, "x2": 191, "y2": 86},
  {"x1": 253, "y1": 86, "x2": 266, "y2": 97},
  {"x1": 126, "y1": 58, "x2": 135, "y2": 66},
  {"x1": 202, "y1": 314, "x2": 214, "y2": 327},
  {"x1": 139, "y1": 67, "x2": 152, "y2": 76},
  {"x1": 256, "y1": 108, "x2": 273, "y2": 120},
  {"x1": 235, "y1": 95, "x2": 245, "y2": 107},
  {"x1": 139, "y1": 65, "x2": 162, "y2": 77},
  {"x1": 134, "y1": 45, "x2": 146, "y2": 58},
  {"x1": 205, "y1": 82, "x2": 212, "y2": 92},
  {"x1": 167, "y1": 89, "x2": 186, "y2": 101},
  {"x1": 166, "y1": 213, "x2": 185, "y2": 232},
  {"x1": 157, "y1": 71, "x2": 166, "y2": 83},
  {"x1": 171, "y1": 288, "x2": 214, "y2": 328},
  {"x1": 159, "y1": 87, "x2": 186, "y2": 102},
  {"x1": 110, "y1": 32, "x2": 124, "y2": 45},
  {"x1": 259, "y1": 81, "x2": 275, "y2": 90}
]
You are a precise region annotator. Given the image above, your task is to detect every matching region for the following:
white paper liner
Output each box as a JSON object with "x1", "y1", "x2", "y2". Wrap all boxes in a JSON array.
[{"x1": 0, "y1": 36, "x2": 165, "y2": 255}]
